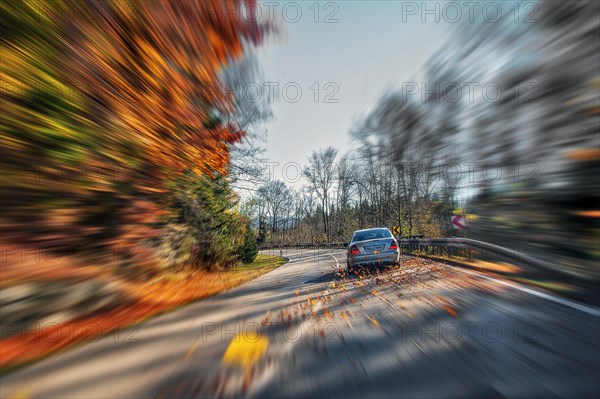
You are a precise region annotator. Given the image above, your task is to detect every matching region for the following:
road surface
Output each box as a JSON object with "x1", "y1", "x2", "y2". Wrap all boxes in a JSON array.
[{"x1": 1, "y1": 249, "x2": 599, "y2": 398}]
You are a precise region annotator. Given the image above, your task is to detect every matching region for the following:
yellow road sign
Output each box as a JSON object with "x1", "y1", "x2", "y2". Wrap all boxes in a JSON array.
[{"x1": 393, "y1": 225, "x2": 400, "y2": 235}]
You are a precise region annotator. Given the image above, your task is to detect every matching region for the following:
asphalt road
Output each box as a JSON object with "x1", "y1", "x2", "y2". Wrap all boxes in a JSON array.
[{"x1": 1, "y1": 249, "x2": 599, "y2": 398}]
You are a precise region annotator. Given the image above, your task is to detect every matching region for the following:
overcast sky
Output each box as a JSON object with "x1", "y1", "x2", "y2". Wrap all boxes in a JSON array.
[{"x1": 254, "y1": 1, "x2": 451, "y2": 183}]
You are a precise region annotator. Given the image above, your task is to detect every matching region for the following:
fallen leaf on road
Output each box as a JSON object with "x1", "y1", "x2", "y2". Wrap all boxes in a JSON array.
[
  {"x1": 222, "y1": 331, "x2": 268, "y2": 371},
  {"x1": 186, "y1": 342, "x2": 198, "y2": 359},
  {"x1": 8, "y1": 390, "x2": 30, "y2": 399},
  {"x1": 444, "y1": 305, "x2": 458, "y2": 318}
]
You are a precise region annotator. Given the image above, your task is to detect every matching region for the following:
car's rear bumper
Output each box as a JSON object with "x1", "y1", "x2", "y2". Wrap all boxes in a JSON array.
[{"x1": 348, "y1": 251, "x2": 399, "y2": 267}]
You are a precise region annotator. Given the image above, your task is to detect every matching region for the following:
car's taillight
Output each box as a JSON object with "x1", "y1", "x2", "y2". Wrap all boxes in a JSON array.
[
  {"x1": 350, "y1": 245, "x2": 360, "y2": 255},
  {"x1": 389, "y1": 241, "x2": 398, "y2": 250}
]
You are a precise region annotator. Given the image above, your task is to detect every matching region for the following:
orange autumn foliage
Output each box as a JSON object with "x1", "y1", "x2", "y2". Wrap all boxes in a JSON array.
[{"x1": 54, "y1": 0, "x2": 265, "y2": 183}]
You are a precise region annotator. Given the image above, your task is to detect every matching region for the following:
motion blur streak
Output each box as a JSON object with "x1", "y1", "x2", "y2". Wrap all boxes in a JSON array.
[
  {"x1": 0, "y1": 0, "x2": 599, "y2": 398},
  {"x1": 351, "y1": 0, "x2": 600, "y2": 281},
  {"x1": 1, "y1": 0, "x2": 268, "y2": 367}
]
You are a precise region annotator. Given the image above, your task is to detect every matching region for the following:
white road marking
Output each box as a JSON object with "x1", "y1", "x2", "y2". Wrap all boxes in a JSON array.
[
  {"x1": 328, "y1": 254, "x2": 340, "y2": 269},
  {"x1": 285, "y1": 251, "x2": 339, "y2": 262},
  {"x1": 458, "y1": 268, "x2": 600, "y2": 317},
  {"x1": 292, "y1": 252, "x2": 598, "y2": 317}
]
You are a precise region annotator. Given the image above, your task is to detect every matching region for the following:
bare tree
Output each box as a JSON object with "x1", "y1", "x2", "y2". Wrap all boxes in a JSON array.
[
  {"x1": 303, "y1": 147, "x2": 338, "y2": 240},
  {"x1": 256, "y1": 180, "x2": 291, "y2": 241},
  {"x1": 222, "y1": 52, "x2": 272, "y2": 191}
]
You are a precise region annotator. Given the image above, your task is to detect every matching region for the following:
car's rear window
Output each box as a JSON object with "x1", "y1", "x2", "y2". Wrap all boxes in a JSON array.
[{"x1": 352, "y1": 229, "x2": 392, "y2": 242}]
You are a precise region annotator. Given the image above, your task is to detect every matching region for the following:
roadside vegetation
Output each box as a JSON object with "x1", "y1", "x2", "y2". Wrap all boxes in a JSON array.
[
  {"x1": 1, "y1": 254, "x2": 285, "y2": 371},
  {"x1": 1, "y1": 1, "x2": 273, "y2": 370},
  {"x1": 249, "y1": 1, "x2": 599, "y2": 282}
]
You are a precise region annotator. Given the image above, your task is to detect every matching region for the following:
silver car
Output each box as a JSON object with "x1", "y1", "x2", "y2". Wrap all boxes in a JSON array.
[{"x1": 346, "y1": 227, "x2": 399, "y2": 270}]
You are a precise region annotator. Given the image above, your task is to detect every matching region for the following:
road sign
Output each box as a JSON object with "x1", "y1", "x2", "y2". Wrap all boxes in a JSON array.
[
  {"x1": 451, "y1": 215, "x2": 467, "y2": 229},
  {"x1": 393, "y1": 225, "x2": 400, "y2": 235}
]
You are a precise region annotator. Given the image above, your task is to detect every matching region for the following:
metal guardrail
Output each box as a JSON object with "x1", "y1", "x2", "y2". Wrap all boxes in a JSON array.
[
  {"x1": 261, "y1": 237, "x2": 588, "y2": 283},
  {"x1": 259, "y1": 242, "x2": 348, "y2": 250},
  {"x1": 258, "y1": 236, "x2": 424, "y2": 251},
  {"x1": 398, "y1": 237, "x2": 561, "y2": 276},
  {"x1": 399, "y1": 237, "x2": 599, "y2": 303},
  {"x1": 260, "y1": 237, "x2": 598, "y2": 304}
]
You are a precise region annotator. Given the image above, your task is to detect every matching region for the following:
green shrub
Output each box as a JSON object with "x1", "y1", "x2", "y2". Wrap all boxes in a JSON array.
[
  {"x1": 240, "y1": 224, "x2": 258, "y2": 264},
  {"x1": 157, "y1": 172, "x2": 255, "y2": 270}
]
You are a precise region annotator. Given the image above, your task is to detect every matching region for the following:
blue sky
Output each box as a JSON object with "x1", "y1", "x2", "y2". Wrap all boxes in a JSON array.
[{"x1": 255, "y1": 1, "x2": 451, "y2": 177}]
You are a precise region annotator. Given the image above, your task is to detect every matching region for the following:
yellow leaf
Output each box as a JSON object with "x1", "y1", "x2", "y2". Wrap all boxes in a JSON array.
[
  {"x1": 186, "y1": 342, "x2": 198, "y2": 359},
  {"x1": 222, "y1": 331, "x2": 268, "y2": 371},
  {"x1": 8, "y1": 390, "x2": 30, "y2": 399}
]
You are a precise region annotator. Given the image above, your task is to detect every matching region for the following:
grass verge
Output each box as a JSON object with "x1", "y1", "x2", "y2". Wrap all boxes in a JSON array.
[{"x1": 0, "y1": 254, "x2": 286, "y2": 373}]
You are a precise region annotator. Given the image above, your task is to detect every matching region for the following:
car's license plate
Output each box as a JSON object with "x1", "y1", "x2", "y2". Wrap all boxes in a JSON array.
[{"x1": 373, "y1": 250, "x2": 380, "y2": 254}]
